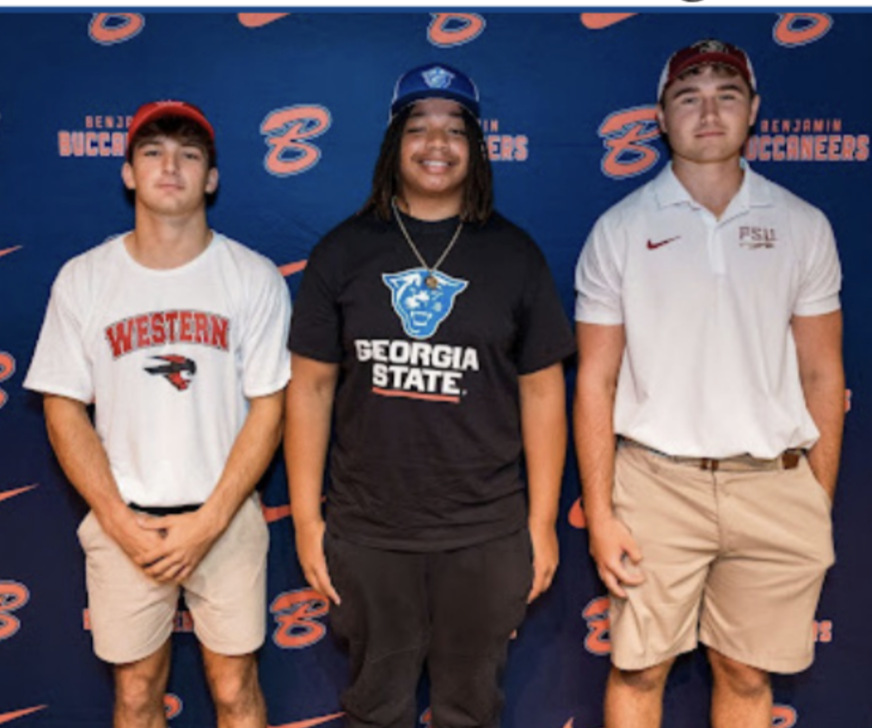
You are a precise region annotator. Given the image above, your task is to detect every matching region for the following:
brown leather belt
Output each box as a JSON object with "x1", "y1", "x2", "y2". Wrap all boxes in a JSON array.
[{"x1": 622, "y1": 439, "x2": 803, "y2": 472}]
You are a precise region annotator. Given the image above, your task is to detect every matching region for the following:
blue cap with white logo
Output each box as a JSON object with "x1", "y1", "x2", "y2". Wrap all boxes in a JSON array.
[{"x1": 390, "y1": 63, "x2": 480, "y2": 120}]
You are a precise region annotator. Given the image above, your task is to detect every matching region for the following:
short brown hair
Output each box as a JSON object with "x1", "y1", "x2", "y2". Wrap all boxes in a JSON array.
[{"x1": 127, "y1": 115, "x2": 217, "y2": 168}]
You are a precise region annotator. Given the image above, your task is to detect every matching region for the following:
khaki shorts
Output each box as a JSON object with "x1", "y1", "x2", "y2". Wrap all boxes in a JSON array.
[
  {"x1": 609, "y1": 444, "x2": 834, "y2": 674},
  {"x1": 78, "y1": 494, "x2": 269, "y2": 664}
]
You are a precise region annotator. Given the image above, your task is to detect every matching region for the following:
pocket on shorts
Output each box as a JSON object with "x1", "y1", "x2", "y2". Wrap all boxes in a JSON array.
[
  {"x1": 243, "y1": 494, "x2": 270, "y2": 555},
  {"x1": 76, "y1": 510, "x2": 97, "y2": 549},
  {"x1": 800, "y1": 457, "x2": 834, "y2": 512},
  {"x1": 612, "y1": 447, "x2": 632, "y2": 510}
]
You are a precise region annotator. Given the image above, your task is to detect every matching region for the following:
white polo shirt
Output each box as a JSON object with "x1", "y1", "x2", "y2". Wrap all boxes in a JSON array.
[{"x1": 575, "y1": 163, "x2": 841, "y2": 459}]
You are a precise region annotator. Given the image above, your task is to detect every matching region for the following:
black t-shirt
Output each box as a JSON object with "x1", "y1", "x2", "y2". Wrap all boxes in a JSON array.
[{"x1": 290, "y1": 209, "x2": 575, "y2": 551}]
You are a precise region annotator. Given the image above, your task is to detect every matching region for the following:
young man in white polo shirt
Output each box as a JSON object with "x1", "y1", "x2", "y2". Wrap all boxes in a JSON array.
[
  {"x1": 574, "y1": 40, "x2": 844, "y2": 728},
  {"x1": 25, "y1": 100, "x2": 291, "y2": 728}
]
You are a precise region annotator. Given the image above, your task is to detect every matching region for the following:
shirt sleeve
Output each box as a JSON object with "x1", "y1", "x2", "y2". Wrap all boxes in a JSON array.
[
  {"x1": 574, "y1": 215, "x2": 624, "y2": 325},
  {"x1": 287, "y1": 237, "x2": 344, "y2": 364},
  {"x1": 794, "y1": 210, "x2": 841, "y2": 317},
  {"x1": 240, "y1": 262, "x2": 292, "y2": 398},
  {"x1": 23, "y1": 264, "x2": 95, "y2": 403},
  {"x1": 515, "y1": 243, "x2": 577, "y2": 375}
]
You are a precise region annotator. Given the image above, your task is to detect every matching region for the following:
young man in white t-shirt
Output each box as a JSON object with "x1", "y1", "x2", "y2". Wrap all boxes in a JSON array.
[
  {"x1": 25, "y1": 100, "x2": 291, "y2": 728},
  {"x1": 574, "y1": 40, "x2": 844, "y2": 728}
]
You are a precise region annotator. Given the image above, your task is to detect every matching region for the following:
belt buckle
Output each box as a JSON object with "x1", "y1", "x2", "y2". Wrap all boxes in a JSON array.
[{"x1": 781, "y1": 450, "x2": 801, "y2": 470}]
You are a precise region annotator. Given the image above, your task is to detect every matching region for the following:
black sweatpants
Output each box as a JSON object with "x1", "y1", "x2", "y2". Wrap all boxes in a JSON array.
[{"x1": 325, "y1": 529, "x2": 533, "y2": 728}]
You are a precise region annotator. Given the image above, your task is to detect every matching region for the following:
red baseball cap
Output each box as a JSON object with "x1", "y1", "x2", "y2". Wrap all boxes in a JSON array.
[
  {"x1": 127, "y1": 100, "x2": 214, "y2": 154},
  {"x1": 658, "y1": 39, "x2": 757, "y2": 100}
]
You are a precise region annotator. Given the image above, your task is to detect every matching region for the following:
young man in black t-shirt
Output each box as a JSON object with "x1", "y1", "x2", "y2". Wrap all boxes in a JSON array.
[{"x1": 286, "y1": 64, "x2": 575, "y2": 728}]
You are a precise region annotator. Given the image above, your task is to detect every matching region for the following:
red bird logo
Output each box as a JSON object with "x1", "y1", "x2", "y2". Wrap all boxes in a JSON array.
[{"x1": 145, "y1": 355, "x2": 197, "y2": 391}]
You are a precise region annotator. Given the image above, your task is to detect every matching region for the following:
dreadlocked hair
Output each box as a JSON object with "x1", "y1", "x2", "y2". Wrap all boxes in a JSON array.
[{"x1": 359, "y1": 104, "x2": 493, "y2": 225}]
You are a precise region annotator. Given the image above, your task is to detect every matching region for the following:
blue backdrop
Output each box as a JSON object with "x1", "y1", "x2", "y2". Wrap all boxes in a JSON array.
[{"x1": 0, "y1": 9, "x2": 869, "y2": 728}]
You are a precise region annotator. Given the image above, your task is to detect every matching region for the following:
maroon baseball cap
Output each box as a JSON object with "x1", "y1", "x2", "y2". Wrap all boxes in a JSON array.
[
  {"x1": 127, "y1": 100, "x2": 214, "y2": 155},
  {"x1": 658, "y1": 39, "x2": 757, "y2": 100}
]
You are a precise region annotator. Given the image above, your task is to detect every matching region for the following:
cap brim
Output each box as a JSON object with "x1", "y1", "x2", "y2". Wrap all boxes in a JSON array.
[
  {"x1": 390, "y1": 90, "x2": 479, "y2": 120},
  {"x1": 663, "y1": 52, "x2": 754, "y2": 97},
  {"x1": 128, "y1": 103, "x2": 215, "y2": 152}
]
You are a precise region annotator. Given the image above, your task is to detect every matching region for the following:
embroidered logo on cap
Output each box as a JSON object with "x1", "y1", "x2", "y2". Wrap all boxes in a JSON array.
[
  {"x1": 696, "y1": 39, "x2": 729, "y2": 54},
  {"x1": 422, "y1": 66, "x2": 455, "y2": 90}
]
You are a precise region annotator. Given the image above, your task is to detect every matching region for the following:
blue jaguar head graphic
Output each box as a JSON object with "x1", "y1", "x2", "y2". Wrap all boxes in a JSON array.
[{"x1": 382, "y1": 268, "x2": 468, "y2": 340}]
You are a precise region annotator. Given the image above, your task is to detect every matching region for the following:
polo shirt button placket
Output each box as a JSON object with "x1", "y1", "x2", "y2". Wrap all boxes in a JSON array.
[{"x1": 707, "y1": 217, "x2": 727, "y2": 276}]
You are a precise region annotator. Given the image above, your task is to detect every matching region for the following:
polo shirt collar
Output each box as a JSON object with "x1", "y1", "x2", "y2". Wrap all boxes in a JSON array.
[{"x1": 653, "y1": 160, "x2": 774, "y2": 215}]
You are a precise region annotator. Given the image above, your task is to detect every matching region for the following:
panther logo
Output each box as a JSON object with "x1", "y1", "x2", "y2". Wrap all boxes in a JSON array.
[{"x1": 382, "y1": 269, "x2": 468, "y2": 340}]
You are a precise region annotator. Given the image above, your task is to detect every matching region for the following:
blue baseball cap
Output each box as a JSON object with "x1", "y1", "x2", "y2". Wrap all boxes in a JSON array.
[{"x1": 390, "y1": 63, "x2": 480, "y2": 120}]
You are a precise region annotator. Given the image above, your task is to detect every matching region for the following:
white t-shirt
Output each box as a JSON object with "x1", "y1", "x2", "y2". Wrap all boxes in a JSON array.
[
  {"x1": 25, "y1": 232, "x2": 292, "y2": 506},
  {"x1": 575, "y1": 163, "x2": 841, "y2": 459}
]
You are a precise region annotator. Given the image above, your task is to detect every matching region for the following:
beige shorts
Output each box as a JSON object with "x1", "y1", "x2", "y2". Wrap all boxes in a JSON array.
[
  {"x1": 609, "y1": 444, "x2": 834, "y2": 674},
  {"x1": 78, "y1": 494, "x2": 269, "y2": 664}
]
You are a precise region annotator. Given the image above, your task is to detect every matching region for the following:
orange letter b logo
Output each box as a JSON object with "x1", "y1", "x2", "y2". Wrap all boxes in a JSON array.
[
  {"x1": 261, "y1": 106, "x2": 332, "y2": 177},
  {"x1": 0, "y1": 582, "x2": 29, "y2": 641}
]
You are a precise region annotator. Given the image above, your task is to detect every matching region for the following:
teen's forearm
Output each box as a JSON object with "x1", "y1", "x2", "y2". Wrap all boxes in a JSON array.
[
  {"x1": 200, "y1": 389, "x2": 285, "y2": 530},
  {"x1": 520, "y1": 364, "x2": 567, "y2": 529}
]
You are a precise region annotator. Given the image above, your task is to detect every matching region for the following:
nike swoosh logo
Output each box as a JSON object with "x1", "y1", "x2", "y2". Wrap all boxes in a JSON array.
[
  {"x1": 647, "y1": 236, "x2": 680, "y2": 250},
  {"x1": 580, "y1": 13, "x2": 637, "y2": 30},
  {"x1": 0, "y1": 246, "x2": 22, "y2": 260},
  {"x1": 0, "y1": 485, "x2": 37, "y2": 505},
  {"x1": 0, "y1": 707, "x2": 47, "y2": 725},
  {"x1": 271, "y1": 711, "x2": 344, "y2": 728},
  {"x1": 279, "y1": 260, "x2": 308, "y2": 277},
  {"x1": 238, "y1": 13, "x2": 291, "y2": 28},
  {"x1": 262, "y1": 503, "x2": 292, "y2": 524}
]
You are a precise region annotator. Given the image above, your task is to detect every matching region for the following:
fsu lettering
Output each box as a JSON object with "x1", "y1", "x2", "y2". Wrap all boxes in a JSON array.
[
  {"x1": 739, "y1": 227, "x2": 777, "y2": 249},
  {"x1": 104, "y1": 310, "x2": 230, "y2": 359}
]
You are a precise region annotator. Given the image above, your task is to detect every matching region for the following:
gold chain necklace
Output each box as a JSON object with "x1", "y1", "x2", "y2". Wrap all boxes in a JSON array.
[{"x1": 391, "y1": 197, "x2": 463, "y2": 290}]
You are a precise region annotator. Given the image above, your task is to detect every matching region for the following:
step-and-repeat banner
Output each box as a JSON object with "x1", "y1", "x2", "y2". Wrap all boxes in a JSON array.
[{"x1": 0, "y1": 10, "x2": 869, "y2": 728}]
